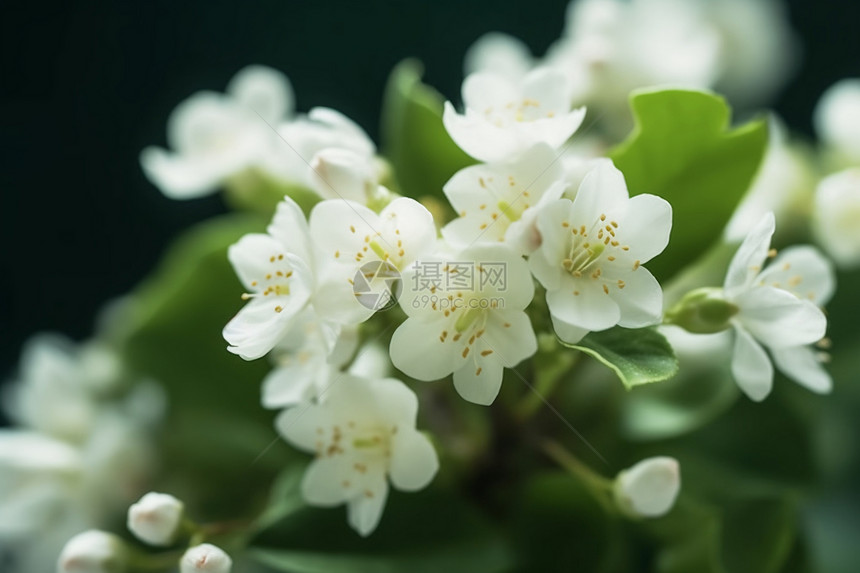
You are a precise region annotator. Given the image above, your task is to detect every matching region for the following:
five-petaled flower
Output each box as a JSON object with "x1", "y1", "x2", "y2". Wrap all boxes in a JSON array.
[
  {"x1": 390, "y1": 244, "x2": 537, "y2": 405},
  {"x1": 529, "y1": 160, "x2": 672, "y2": 344},
  {"x1": 277, "y1": 375, "x2": 439, "y2": 536}
]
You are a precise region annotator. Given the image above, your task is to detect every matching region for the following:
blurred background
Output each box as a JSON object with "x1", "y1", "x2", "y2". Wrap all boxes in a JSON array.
[{"x1": 1, "y1": 0, "x2": 859, "y2": 407}]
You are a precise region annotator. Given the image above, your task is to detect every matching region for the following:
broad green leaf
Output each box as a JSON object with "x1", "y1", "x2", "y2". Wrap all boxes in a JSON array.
[
  {"x1": 380, "y1": 59, "x2": 475, "y2": 202},
  {"x1": 563, "y1": 327, "x2": 679, "y2": 389},
  {"x1": 118, "y1": 214, "x2": 294, "y2": 512},
  {"x1": 250, "y1": 487, "x2": 513, "y2": 573},
  {"x1": 610, "y1": 89, "x2": 768, "y2": 281}
]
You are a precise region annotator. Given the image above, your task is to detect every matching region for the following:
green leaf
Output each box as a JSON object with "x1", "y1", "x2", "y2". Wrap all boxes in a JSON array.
[
  {"x1": 250, "y1": 487, "x2": 513, "y2": 573},
  {"x1": 610, "y1": 89, "x2": 769, "y2": 281},
  {"x1": 118, "y1": 215, "x2": 294, "y2": 512},
  {"x1": 380, "y1": 59, "x2": 476, "y2": 202},
  {"x1": 563, "y1": 327, "x2": 679, "y2": 389}
]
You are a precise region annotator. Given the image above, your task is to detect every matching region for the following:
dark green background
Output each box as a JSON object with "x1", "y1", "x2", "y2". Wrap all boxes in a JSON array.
[{"x1": 1, "y1": 0, "x2": 859, "y2": 385}]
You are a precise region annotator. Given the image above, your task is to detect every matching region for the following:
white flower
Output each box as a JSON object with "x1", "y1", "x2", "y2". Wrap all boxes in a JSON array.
[
  {"x1": 308, "y1": 197, "x2": 437, "y2": 320},
  {"x1": 722, "y1": 213, "x2": 832, "y2": 401},
  {"x1": 309, "y1": 148, "x2": 382, "y2": 204},
  {"x1": 464, "y1": 32, "x2": 534, "y2": 82},
  {"x1": 547, "y1": 0, "x2": 720, "y2": 128},
  {"x1": 222, "y1": 197, "x2": 316, "y2": 360},
  {"x1": 529, "y1": 160, "x2": 672, "y2": 344},
  {"x1": 141, "y1": 65, "x2": 293, "y2": 199},
  {"x1": 390, "y1": 244, "x2": 537, "y2": 405},
  {"x1": 277, "y1": 375, "x2": 439, "y2": 536},
  {"x1": 814, "y1": 79, "x2": 860, "y2": 161},
  {"x1": 442, "y1": 68, "x2": 586, "y2": 163},
  {"x1": 441, "y1": 143, "x2": 568, "y2": 255},
  {"x1": 613, "y1": 456, "x2": 680, "y2": 518},
  {"x1": 57, "y1": 530, "x2": 126, "y2": 573},
  {"x1": 724, "y1": 118, "x2": 816, "y2": 242},
  {"x1": 813, "y1": 168, "x2": 860, "y2": 269},
  {"x1": 127, "y1": 492, "x2": 184, "y2": 547},
  {"x1": 180, "y1": 543, "x2": 232, "y2": 573},
  {"x1": 261, "y1": 309, "x2": 358, "y2": 408}
]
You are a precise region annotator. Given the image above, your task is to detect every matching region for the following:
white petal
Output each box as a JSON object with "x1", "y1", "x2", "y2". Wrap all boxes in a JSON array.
[
  {"x1": 483, "y1": 311, "x2": 538, "y2": 367},
  {"x1": 522, "y1": 68, "x2": 574, "y2": 114},
  {"x1": 300, "y1": 457, "x2": 352, "y2": 506},
  {"x1": 724, "y1": 212, "x2": 775, "y2": 293},
  {"x1": 520, "y1": 107, "x2": 587, "y2": 149},
  {"x1": 731, "y1": 326, "x2": 774, "y2": 401},
  {"x1": 347, "y1": 476, "x2": 388, "y2": 536},
  {"x1": 139, "y1": 147, "x2": 226, "y2": 199},
  {"x1": 442, "y1": 102, "x2": 521, "y2": 162},
  {"x1": 261, "y1": 364, "x2": 318, "y2": 409},
  {"x1": 275, "y1": 403, "x2": 331, "y2": 453},
  {"x1": 547, "y1": 278, "x2": 621, "y2": 332},
  {"x1": 309, "y1": 199, "x2": 379, "y2": 265},
  {"x1": 389, "y1": 430, "x2": 439, "y2": 491},
  {"x1": 734, "y1": 286, "x2": 827, "y2": 348},
  {"x1": 570, "y1": 160, "x2": 629, "y2": 223},
  {"x1": 268, "y1": 196, "x2": 313, "y2": 263},
  {"x1": 310, "y1": 148, "x2": 376, "y2": 203},
  {"x1": 616, "y1": 194, "x2": 673, "y2": 264},
  {"x1": 223, "y1": 292, "x2": 310, "y2": 361},
  {"x1": 465, "y1": 32, "x2": 533, "y2": 80},
  {"x1": 227, "y1": 65, "x2": 294, "y2": 123},
  {"x1": 758, "y1": 245, "x2": 836, "y2": 305},
  {"x1": 615, "y1": 268, "x2": 663, "y2": 328},
  {"x1": 378, "y1": 198, "x2": 437, "y2": 266},
  {"x1": 550, "y1": 314, "x2": 590, "y2": 344},
  {"x1": 306, "y1": 108, "x2": 376, "y2": 155},
  {"x1": 771, "y1": 346, "x2": 833, "y2": 394},
  {"x1": 461, "y1": 72, "x2": 519, "y2": 111},
  {"x1": 390, "y1": 318, "x2": 464, "y2": 381},
  {"x1": 227, "y1": 233, "x2": 294, "y2": 291},
  {"x1": 452, "y1": 355, "x2": 504, "y2": 405},
  {"x1": 368, "y1": 378, "x2": 420, "y2": 428}
]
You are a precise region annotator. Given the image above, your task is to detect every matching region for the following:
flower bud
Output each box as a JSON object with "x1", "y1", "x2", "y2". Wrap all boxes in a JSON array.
[
  {"x1": 310, "y1": 148, "x2": 377, "y2": 203},
  {"x1": 57, "y1": 530, "x2": 127, "y2": 573},
  {"x1": 127, "y1": 492, "x2": 185, "y2": 546},
  {"x1": 180, "y1": 544, "x2": 233, "y2": 573},
  {"x1": 613, "y1": 456, "x2": 681, "y2": 518},
  {"x1": 663, "y1": 287, "x2": 737, "y2": 334}
]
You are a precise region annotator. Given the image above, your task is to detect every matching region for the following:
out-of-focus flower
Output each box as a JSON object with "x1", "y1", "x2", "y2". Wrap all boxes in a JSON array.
[
  {"x1": 443, "y1": 68, "x2": 586, "y2": 162},
  {"x1": 262, "y1": 309, "x2": 358, "y2": 408},
  {"x1": 127, "y1": 492, "x2": 185, "y2": 547},
  {"x1": 613, "y1": 456, "x2": 681, "y2": 518},
  {"x1": 441, "y1": 143, "x2": 567, "y2": 255},
  {"x1": 814, "y1": 79, "x2": 860, "y2": 162},
  {"x1": 813, "y1": 168, "x2": 860, "y2": 268},
  {"x1": 277, "y1": 376, "x2": 439, "y2": 536},
  {"x1": 391, "y1": 244, "x2": 537, "y2": 405},
  {"x1": 547, "y1": 0, "x2": 720, "y2": 132},
  {"x1": 464, "y1": 32, "x2": 534, "y2": 82},
  {"x1": 529, "y1": 161, "x2": 671, "y2": 343},
  {"x1": 310, "y1": 148, "x2": 381, "y2": 205},
  {"x1": 141, "y1": 65, "x2": 293, "y2": 199},
  {"x1": 0, "y1": 335, "x2": 161, "y2": 573},
  {"x1": 725, "y1": 117, "x2": 816, "y2": 242},
  {"x1": 722, "y1": 213, "x2": 831, "y2": 400},
  {"x1": 180, "y1": 543, "x2": 232, "y2": 573},
  {"x1": 56, "y1": 530, "x2": 127, "y2": 573}
]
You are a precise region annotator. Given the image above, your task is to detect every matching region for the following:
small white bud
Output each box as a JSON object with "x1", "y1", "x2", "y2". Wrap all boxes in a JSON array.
[
  {"x1": 127, "y1": 492, "x2": 185, "y2": 546},
  {"x1": 57, "y1": 530, "x2": 126, "y2": 573},
  {"x1": 613, "y1": 456, "x2": 681, "y2": 518},
  {"x1": 310, "y1": 148, "x2": 377, "y2": 203},
  {"x1": 180, "y1": 544, "x2": 233, "y2": 573}
]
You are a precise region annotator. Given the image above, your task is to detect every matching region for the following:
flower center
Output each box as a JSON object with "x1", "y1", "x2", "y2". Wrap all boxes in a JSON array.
[
  {"x1": 558, "y1": 214, "x2": 633, "y2": 295},
  {"x1": 242, "y1": 253, "x2": 294, "y2": 306}
]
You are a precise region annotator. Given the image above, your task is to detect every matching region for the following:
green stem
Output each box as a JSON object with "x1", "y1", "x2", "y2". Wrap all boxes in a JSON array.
[{"x1": 541, "y1": 439, "x2": 617, "y2": 514}]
